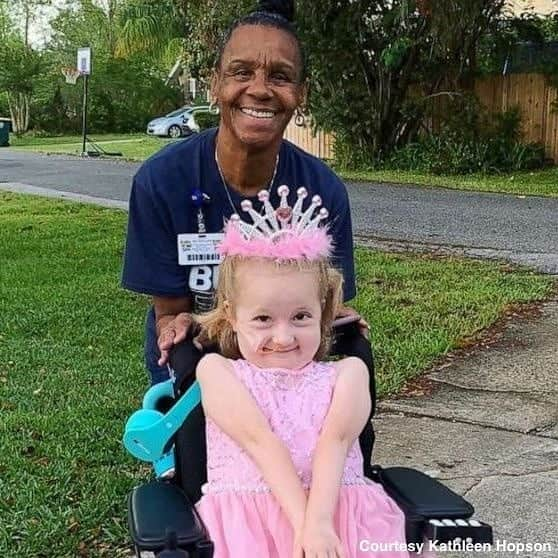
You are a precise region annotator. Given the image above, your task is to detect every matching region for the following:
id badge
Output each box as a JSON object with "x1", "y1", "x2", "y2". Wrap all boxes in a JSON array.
[{"x1": 177, "y1": 233, "x2": 224, "y2": 266}]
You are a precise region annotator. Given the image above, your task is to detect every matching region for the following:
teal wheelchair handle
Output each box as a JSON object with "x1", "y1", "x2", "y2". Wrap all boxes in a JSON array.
[{"x1": 123, "y1": 381, "x2": 201, "y2": 462}]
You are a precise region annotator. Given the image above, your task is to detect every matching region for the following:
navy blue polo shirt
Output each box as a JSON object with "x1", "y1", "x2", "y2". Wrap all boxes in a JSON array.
[{"x1": 122, "y1": 128, "x2": 356, "y2": 378}]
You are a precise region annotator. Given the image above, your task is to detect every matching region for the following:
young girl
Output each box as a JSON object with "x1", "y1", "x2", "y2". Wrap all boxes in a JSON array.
[{"x1": 195, "y1": 187, "x2": 422, "y2": 558}]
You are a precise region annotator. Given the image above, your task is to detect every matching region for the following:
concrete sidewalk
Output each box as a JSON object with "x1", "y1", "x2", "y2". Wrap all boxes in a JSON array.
[{"x1": 374, "y1": 300, "x2": 558, "y2": 558}]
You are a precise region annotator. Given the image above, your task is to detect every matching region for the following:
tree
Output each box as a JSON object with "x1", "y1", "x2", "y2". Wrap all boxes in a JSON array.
[
  {"x1": 296, "y1": 0, "x2": 508, "y2": 165},
  {"x1": 0, "y1": 0, "x2": 54, "y2": 132},
  {"x1": 36, "y1": 0, "x2": 181, "y2": 133},
  {"x1": 116, "y1": 0, "x2": 185, "y2": 67},
  {"x1": 115, "y1": 0, "x2": 509, "y2": 163},
  {"x1": 95, "y1": 0, "x2": 121, "y2": 55},
  {"x1": 0, "y1": 34, "x2": 41, "y2": 133},
  {"x1": 0, "y1": 1, "x2": 9, "y2": 33},
  {"x1": 115, "y1": 0, "x2": 251, "y2": 101},
  {"x1": 174, "y1": 0, "x2": 251, "y2": 81}
]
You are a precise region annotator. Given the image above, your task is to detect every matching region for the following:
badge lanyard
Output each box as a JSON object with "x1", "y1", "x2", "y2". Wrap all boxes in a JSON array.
[{"x1": 190, "y1": 187, "x2": 209, "y2": 233}]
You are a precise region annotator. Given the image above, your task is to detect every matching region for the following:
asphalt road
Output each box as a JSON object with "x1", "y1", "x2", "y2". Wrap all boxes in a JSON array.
[{"x1": 2, "y1": 148, "x2": 557, "y2": 273}]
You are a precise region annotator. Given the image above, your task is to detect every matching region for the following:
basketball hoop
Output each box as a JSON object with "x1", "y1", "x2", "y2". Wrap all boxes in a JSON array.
[{"x1": 62, "y1": 67, "x2": 81, "y2": 85}]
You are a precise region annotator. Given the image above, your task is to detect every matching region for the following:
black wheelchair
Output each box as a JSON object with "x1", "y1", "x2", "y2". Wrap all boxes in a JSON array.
[{"x1": 124, "y1": 320, "x2": 493, "y2": 557}]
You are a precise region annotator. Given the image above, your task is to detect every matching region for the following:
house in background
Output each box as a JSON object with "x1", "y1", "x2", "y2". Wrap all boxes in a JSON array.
[
  {"x1": 507, "y1": 0, "x2": 557, "y2": 16},
  {"x1": 166, "y1": 60, "x2": 209, "y2": 105}
]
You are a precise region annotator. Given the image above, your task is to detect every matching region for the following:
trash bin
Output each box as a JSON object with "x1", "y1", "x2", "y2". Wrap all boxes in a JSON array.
[{"x1": 0, "y1": 117, "x2": 11, "y2": 147}]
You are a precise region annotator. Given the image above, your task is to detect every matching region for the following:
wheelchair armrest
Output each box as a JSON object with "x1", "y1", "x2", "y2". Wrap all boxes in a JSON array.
[
  {"x1": 128, "y1": 481, "x2": 208, "y2": 551},
  {"x1": 372, "y1": 466, "x2": 493, "y2": 545}
]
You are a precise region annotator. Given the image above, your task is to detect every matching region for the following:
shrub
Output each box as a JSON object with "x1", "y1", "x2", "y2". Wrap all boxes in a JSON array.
[
  {"x1": 195, "y1": 111, "x2": 220, "y2": 130},
  {"x1": 333, "y1": 131, "x2": 379, "y2": 171},
  {"x1": 0, "y1": 91, "x2": 9, "y2": 117},
  {"x1": 386, "y1": 106, "x2": 546, "y2": 175}
]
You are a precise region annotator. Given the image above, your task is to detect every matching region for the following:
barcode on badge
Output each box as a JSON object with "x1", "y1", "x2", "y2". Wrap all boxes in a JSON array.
[{"x1": 185, "y1": 253, "x2": 221, "y2": 263}]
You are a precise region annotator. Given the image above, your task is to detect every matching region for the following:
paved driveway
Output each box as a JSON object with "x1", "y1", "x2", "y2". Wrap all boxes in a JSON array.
[
  {"x1": 0, "y1": 149, "x2": 136, "y2": 200},
  {"x1": 349, "y1": 182, "x2": 558, "y2": 274},
  {"x1": 1, "y1": 148, "x2": 557, "y2": 273}
]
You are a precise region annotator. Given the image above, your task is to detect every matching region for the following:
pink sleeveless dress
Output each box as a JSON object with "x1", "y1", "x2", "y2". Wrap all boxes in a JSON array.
[{"x1": 195, "y1": 359, "x2": 425, "y2": 558}]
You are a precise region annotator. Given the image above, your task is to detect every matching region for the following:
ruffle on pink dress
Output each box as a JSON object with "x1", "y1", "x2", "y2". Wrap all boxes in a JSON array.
[{"x1": 196, "y1": 359, "x2": 433, "y2": 558}]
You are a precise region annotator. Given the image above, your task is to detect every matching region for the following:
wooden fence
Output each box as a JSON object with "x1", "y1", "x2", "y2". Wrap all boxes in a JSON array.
[
  {"x1": 475, "y1": 73, "x2": 558, "y2": 162},
  {"x1": 284, "y1": 73, "x2": 558, "y2": 163},
  {"x1": 283, "y1": 117, "x2": 334, "y2": 160}
]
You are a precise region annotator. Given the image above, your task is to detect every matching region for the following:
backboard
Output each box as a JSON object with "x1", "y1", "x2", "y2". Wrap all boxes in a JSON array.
[{"x1": 77, "y1": 47, "x2": 91, "y2": 75}]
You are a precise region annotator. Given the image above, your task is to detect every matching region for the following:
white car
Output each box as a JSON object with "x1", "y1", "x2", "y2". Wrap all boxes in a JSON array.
[{"x1": 146, "y1": 105, "x2": 210, "y2": 138}]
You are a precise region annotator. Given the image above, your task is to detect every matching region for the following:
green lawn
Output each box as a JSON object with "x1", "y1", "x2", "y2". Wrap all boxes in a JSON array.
[
  {"x1": 9, "y1": 133, "x2": 558, "y2": 197},
  {"x1": 338, "y1": 167, "x2": 558, "y2": 198},
  {"x1": 10, "y1": 133, "x2": 146, "y2": 146},
  {"x1": 0, "y1": 192, "x2": 553, "y2": 556},
  {"x1": 10, "y1": 133, "x2": 175, "y2": 162}
]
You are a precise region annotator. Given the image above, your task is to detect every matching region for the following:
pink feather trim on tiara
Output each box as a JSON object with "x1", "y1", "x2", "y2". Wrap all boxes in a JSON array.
[
  {"x1": 217, "y1": 185, "x2": 333, "y2": 261},
  {"x1": 218, "y1": 221, "x2": 332, "y2": 260}
]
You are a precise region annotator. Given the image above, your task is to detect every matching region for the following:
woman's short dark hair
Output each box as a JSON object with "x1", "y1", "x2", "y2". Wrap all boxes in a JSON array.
[{"x1": 215, "y1": 0, "x2": 307, "y2": 82}]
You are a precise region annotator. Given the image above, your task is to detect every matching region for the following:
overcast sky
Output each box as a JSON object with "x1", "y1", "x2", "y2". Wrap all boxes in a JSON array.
[{"x1": 16, "y1": 0, "x2": 69, "y2": 48}]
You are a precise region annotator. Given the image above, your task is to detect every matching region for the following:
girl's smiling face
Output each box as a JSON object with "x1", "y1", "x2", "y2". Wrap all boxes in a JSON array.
[{"x1": 227, "y1": 260, "x2": 322, "y2": 369}]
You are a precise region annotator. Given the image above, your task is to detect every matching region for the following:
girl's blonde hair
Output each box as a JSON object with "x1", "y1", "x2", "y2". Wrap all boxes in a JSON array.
[{"x1": 197, "y1": 256, "x2": 343, "y2": 361}]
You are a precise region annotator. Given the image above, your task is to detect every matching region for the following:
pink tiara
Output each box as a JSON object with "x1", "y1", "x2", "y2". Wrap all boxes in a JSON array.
[{"x1": 218, "y1": 185, "x2": 332, "y2": 261}]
